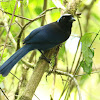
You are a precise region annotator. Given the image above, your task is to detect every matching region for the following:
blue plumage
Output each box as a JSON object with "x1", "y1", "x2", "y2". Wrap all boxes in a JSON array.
[{"x1": 0, "y1": 14, "x2": 75, "y2": 76}]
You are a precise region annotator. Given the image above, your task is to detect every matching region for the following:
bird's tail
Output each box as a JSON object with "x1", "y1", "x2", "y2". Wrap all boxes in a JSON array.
[{"x1": 0, "y1": 45, "x2": 32, "y2": 77}]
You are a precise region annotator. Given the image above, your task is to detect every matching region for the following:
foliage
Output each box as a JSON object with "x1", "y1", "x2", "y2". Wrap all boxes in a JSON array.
[
  {"x1": 1, "y1": 0, "x2": 18, "y2": 19},
  {"x1": 80, "y1": 33, "x2": 95, "y2": 74}
]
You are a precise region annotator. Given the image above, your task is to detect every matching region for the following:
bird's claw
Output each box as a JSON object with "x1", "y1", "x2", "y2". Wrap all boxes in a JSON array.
[{"x1": 40, "y1": 56, "x2": 51, "y2": 63}]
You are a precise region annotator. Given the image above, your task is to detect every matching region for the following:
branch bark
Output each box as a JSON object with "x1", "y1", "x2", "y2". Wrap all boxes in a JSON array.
[
  {"x1": 41, "y1": 0, "x2": 47, "y2": 26},
  {"x1": 19, "y1": 49, "x2": 56, "y2": 100}
]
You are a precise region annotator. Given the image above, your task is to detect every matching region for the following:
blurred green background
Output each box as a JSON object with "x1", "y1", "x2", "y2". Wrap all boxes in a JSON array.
[{"x1": 0, "y1": 0, "x2": 100, "y2": 100}]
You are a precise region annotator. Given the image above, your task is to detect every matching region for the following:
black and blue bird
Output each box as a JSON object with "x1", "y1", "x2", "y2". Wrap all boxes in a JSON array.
[{"x1": 0, "y1": 14, "x2": 75, "y2": 76}]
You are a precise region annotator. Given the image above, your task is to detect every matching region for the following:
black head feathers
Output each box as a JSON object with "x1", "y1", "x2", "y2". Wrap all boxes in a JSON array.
[{"x1": 57, "y1": 14, "x2": 75, "y2": 23}]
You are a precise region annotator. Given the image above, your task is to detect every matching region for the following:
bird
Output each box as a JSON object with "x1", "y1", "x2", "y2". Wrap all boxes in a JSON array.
[{"x1": 0, "y1": 14, "x2": 75, "y2": 77}]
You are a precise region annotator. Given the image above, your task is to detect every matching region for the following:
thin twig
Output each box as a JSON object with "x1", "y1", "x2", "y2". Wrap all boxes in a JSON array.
[
  {"x1": 69, "y1": 16, "x2": 82, "y2": 73},
  {"x1": 66, "y1": 15, "x2": 83, "y2": 99},
  {"x1": 40, "y1": 7, "x2": 58, "y2": 15},
  {"x1": 21, "y1": 59, "x2": 34, "y2": 69},
  {"x1": 73, "y1": 52, "x2": 82, "y2": 75},
  {"x1": 0, "y1": 0, "x2": 18, "y2": 61},
  {"x1": 72, "y1": 15, "x2": 83, "y2": 75},
  {"x1": 0, "y1": 44, "x2": 12, "y2": 47},
  {"x1": 16, "y1": 14, "x2": 45, "y2": 50},
  {"x1": 0, "y1": 87, "x2": 9, "y2": 100},
  {"x1": 16, "y1": 7, "x2": 58, "y2": 49},
  {"x1": 10, "y1": 72, "x2": 21, "y2": 81},
  {"x1": 51, "y1": 70, "x2": 82, "y2": 100},
  {"x1": 34, "y1": 94, "x2": 40, "y2": 100},
  {"x1": 0, "y1": 8, "x2": 33, "y2": 21},
  {"x1": 15, "y1": 20, "x2": 23, "y2": 28},
  {"x1": 75, "y1": 70, "x2": 100, "y2": 77},
  {"x1": 72, "y1": 16, "x2": 83, "y2": 75},
  {"x1": 41, "y1": 0, "x2": 47, "y2": 26},
  {"x1": 0, "y1": 23, "x2": 16, "y2": 27},
  {"x1": 77, "y1": 16, "x2": 82, "y2": 37},
  {"x1": 3, "y1": 20, "x2": 17, "y2": 48},
  {"x1": 89, "y1": 30, "x2": 100, "y2": 48},
  {"x1": 84, "y1": 0, "x2": 96, "y2": 32},
  {"x1": 64, "y1": 13, "x2": 82, "y2": 100},
  {"x1": 0, "y1": 7, "x2": 58, "y2": 21}
]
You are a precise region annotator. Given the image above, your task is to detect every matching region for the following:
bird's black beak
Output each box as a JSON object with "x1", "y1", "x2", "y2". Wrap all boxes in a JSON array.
[{"x1": 70, "y1": 17, "x2": 76, "y2": 22}]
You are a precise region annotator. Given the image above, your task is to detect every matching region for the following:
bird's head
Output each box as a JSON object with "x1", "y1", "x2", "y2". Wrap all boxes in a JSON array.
[{"x1": 57, "y1": 14, "x2": 75, "y2": 23}]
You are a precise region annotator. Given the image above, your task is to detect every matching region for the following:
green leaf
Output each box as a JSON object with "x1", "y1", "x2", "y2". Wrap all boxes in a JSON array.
[
  {"x1": 81, "y1": 33, "x2": 93, "y2": 49},
  {"x1": 80, "y1": 33, "x2": 95, "y2": 74},
  {"x1": 83, "y1": 48, "x2": 94, "y2": 64},
  {"x1": 1, "y1": 0, "x2": 18, "y2": 19},
  {"x1": 80, "y1": 61, "x2": 92, "y2": 74},
  {"x1": 35, "y1": 7, "x2": 42, "y2": 15}
]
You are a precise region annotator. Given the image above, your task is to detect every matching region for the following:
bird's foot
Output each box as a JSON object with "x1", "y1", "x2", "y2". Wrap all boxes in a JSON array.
[
  {"x1": 40, "y1": 56, "x2": 51, "y2": 63},
  {"x1": 39, "y1": 50, "x2": 51, "y2": 63}
]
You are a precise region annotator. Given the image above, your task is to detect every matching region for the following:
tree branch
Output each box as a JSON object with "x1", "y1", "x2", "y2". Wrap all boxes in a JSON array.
[
  {"x1": 19, "y1": 49, "x2": 56, "y2": 100},
  {"x1": 0, "y1": 0, "x2": 18, "y2": 61},
  {"x1": 41, "y1": 0, "x2": 47, "y2": 26},
  {"x1": 51, "y1": 69, "x2": 81, "y2": 100}
]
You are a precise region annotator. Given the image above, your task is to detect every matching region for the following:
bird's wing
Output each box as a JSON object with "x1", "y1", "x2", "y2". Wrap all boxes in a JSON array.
[
  {"x1": 23, "y1": 22, "x2": 69, "y2": 45},
  {"x1": 39, "y1": 22, "x2": 69, "y2": 44},
  {"x1": 23, "y1": 26, "x2": 44, "y2": 44}
]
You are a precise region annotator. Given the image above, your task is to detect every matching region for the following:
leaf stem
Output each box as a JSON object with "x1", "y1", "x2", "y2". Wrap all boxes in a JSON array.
[{"x1": 89, "y1": 30, "x2": 100, "y2": 48}]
